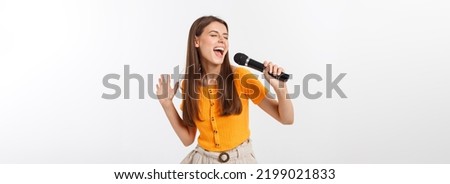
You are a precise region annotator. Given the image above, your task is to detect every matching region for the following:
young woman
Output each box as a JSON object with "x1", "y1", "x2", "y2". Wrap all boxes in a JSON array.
[{"x1": 156, "y1": 16, "x2": 294, "y2": 164}]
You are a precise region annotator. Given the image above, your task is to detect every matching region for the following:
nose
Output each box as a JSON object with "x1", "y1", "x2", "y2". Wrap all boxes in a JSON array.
[{"x1": 218, "y1": 35, "x2": 224, "y2": 43}]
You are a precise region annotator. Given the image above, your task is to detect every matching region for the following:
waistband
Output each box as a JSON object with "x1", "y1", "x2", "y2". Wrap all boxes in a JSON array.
[{"x1": 194, "y1": 139, "x2": 253, "y2": 163}]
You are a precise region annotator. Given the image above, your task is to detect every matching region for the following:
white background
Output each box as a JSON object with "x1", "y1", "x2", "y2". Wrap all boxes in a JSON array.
[{"x1": 1, "y1": 0, "x2": 449, "y2": 163}]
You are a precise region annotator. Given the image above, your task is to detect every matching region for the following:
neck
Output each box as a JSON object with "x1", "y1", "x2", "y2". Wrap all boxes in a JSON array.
[
  {"x1": 201, "y1": 62, "x2": 221, "y2": 80},
  {"x1": 200, "y1": 61, "x2": 222, "y2": 86}
]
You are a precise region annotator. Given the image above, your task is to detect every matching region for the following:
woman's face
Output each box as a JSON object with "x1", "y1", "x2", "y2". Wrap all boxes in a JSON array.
[{"x1": 195, "y1": 21, "x2": 228, "y2": 66}]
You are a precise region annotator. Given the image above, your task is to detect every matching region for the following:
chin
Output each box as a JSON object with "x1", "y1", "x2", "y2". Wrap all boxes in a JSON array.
[
  {"x1": 210, "y1": 55, "x2": 224, "y2": 65},
  {"x1": 213, "y1": 59, "x2": 224, "y2": 65}
]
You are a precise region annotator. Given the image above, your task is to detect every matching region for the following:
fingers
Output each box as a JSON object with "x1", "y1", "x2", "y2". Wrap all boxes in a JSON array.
[
  {"x1": 174, "y1": 81, "x2": 180, "y2": 92},
  {"x1": 156, "y1": 74, "x2": 179, "y2": 92},
  {"x1": 156, "y1": 75, "x2": 163, "y2": 95},
  {"x1": 156, "y1": 74, "x2": 180, "y2": 102},
  {"x1": 263, "y1": 61, "x2": 284, "y2": 76},
  {"x1": 156, "y1": 75, "x2": 167, "y2": 95},
  {"x1": 276, "y1": 67, "x2": 284, "y2": 76},
  {"x1": 167, "y1": 74, "x2": 171, "y2": 87},
  {"x1": 158, "y1": 74, "x2": 171, "y2": 87}
]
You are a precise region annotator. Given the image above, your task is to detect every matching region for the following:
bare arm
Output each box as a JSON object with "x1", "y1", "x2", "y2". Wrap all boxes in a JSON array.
[
  {"x1": 157, "y1": 75, "x2": 196, "y2": 146},
  {"x1": 257, "y1": 61, "x2": 294, "y2": 125}
]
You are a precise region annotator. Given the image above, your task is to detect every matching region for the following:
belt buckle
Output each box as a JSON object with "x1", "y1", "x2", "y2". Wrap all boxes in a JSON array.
[{"x1": 218, "y1": 152, "x2": 230, "y2": 163}]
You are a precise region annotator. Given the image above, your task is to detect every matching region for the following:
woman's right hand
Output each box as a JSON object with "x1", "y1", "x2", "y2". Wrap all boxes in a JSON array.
[{"x1": 156, "y1": 74, "x2": 179, "y2": 107}]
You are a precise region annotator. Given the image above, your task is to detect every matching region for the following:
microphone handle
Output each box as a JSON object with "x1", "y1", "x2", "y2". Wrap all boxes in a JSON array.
[
  {"x1": 247, "y1": 58, "x2": 265, "y2": 72},
  {"x1": 247, "y1": 59, "x2": 290, "y2": 82}
]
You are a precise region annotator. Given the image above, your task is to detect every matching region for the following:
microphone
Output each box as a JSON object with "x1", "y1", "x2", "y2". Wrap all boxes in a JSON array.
[{"x1": 233, "y1": 53, "x2": 290, "y2": 82}]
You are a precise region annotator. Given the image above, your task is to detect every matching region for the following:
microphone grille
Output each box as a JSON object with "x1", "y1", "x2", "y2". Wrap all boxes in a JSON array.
[{"x1": 233, "y1": 53, "x2": 248, "y2": 66}]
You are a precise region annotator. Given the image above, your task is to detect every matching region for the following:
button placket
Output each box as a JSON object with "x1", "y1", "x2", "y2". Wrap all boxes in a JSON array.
[{"x1": 207, "y1": 86, "x2": 220, "y2": 148}]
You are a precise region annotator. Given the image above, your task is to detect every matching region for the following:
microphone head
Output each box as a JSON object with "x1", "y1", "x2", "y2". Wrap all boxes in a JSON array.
[{"x1": 233, "y1": 53, "x2": 248, "y2": 66}]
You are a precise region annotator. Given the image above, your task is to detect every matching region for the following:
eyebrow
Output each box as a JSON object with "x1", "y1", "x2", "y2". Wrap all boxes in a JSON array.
[{"x1": 209, "y1": 30, "x2": 228, "y2": 35}]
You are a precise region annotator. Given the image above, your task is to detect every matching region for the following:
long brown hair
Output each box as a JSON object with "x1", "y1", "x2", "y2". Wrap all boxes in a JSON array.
[{"x1": 182, "y1": 16, "x2": 242, "y2": 127}]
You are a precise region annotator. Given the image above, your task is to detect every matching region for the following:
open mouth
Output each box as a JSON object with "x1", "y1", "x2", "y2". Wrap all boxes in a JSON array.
[{"x1": 213, "y1": 47, "x2": 225, "y2": 58}]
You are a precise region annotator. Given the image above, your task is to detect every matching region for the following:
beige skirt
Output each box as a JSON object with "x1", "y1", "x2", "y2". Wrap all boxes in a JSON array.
[{"x1": 180, "y1": 139, "x2": 257, "y2": 164}]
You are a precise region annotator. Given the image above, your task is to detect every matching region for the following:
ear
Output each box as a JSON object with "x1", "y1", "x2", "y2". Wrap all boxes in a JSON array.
[{"x1": 194, "y1": 36, "x2": 199, "y2": 48}]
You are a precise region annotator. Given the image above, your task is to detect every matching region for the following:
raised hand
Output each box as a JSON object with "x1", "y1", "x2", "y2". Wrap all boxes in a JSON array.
[{"x1": 156, "y1": 74, "x2": 179, "y2": 106}]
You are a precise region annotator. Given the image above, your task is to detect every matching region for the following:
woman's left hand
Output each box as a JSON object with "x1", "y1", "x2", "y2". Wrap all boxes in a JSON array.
[{"x1": 263, "y1": 61, "x2": 286, "y2": 90}]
